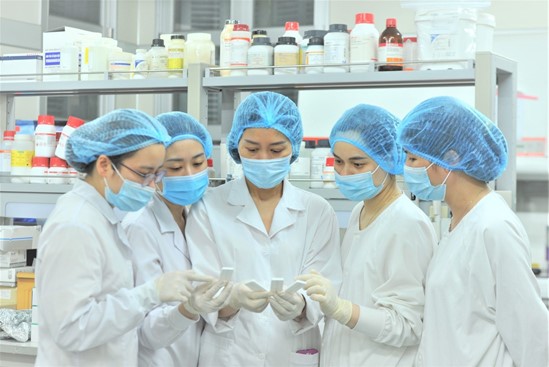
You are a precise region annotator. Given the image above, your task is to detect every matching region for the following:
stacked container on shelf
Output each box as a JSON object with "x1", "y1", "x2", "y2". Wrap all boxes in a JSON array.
[{"x1": 350, "y1": 13, "x2": 379, "y2": 73}]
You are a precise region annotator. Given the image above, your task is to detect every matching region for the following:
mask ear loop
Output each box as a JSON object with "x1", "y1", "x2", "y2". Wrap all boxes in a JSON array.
[{"x1": 372, "y1": 164, "x2": 388, "y2": 189}]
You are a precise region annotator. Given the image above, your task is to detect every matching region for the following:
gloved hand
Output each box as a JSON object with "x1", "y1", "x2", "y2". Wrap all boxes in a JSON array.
[
  {"x1": 155, "y1": 270, "x2": 214, "y2": 303},
  {"x1": 270, "y1": 291, "x2": 306, "y2": 321},
  {"x1": 297, "y1": 270, "x2": 352, "y2": 325},
  {"x1": 227, "y1": 283, "x2": 270, "y2": 313},
  {"x1": 184, "y1": 280, "x2": 233, "y2": 315}
]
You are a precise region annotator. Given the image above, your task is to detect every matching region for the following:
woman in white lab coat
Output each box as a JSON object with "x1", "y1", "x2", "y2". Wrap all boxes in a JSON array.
[
  {"x1": 298, "y1": 104, "x2": 437, "y2": 366},
  {"x1": 397, "y1": 96, "x2": 548, "y2": 367},
  {"x1": 122, "y1": 112, "x2": 231, "y2": 367},
  {"x1": 35, "y1": 109, "x2": 213, "y2": 367},
  {"x1": 186, "y1": 92, "x2": 342, "y2": 367}
]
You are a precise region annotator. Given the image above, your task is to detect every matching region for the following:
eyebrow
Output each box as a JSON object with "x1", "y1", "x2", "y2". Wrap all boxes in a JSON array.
[
  {"x1": 165, "y1": 152, "x2": 205, "y2": 162},
  {"x1": 332, "y1": 153, "x2": 369, "y2": 161},
  {"x1": 243, "y1": 139, "x2": 288, "y2": 146}
]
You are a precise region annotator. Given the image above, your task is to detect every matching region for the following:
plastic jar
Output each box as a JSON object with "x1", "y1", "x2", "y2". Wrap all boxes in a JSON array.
[
  {"x1": 168, "y1": 34, "x2": 185, "y2": 78},
  {"x1": 252, "y1": 30, "x2": 268, "y2": 39},
  {"x1": 11, "y1": 134, "x2": 34, "y2": 183},
  {"x1": 133, "y1": 48, "x2": 149, "y2": 79},
  {"x1": 274, "y1": 36, "x2": 299, "y2": 75},
  {"x1": 283, "y1": 22, "x2": 303, "y2": 67},
  {"x1": 230, "y1": 24, "x2": 251, "y2": 76},
  {"x1": 108, "y1": 51, "x2": 133, "y2": 80},
  {"x1": 324, "y1": 24, "x2": 349, "y2": 73},
  {"x1": 148, "y1": 38, "x2": 169, "y2": 78},
  {"x1": 34, "y1": 114, "x2": 56, "y2": 157},
  {"x1": 350, "y1": 13, "x2": 379, "y2": 73},
  {"x1": 82, "y1": 37, "x2": 117, "y2": 81},
  {"x1": 248, "y1": 37, "x2": 273, "y2": 75},
  {"x1": 55, "y1": 116, "x2": 85, "y2": 160},
  {"x1": 415, "y1": 8, "x2": 477, "y2": 70},
  {"x1": 403, "y1": 36, "x2": 418, "y2": 71},
  {"x1": 310, "y1": 139, "x2": 330, "y2": 189},
  {"x1": 29, "y1": 157, "x2": 49, "y2": 184},
  {"x1": 290, "y1": 141, "x2": 312, "y2": 181},
  {"x1": 305, "y1": 37, "x2": 324, "y2": 74},
  {"x1": 47, "y1": 157, "x2": 69, "y2": 184},
  {"x1": 186, "y1": 33, "x2": 216, "y2": 66},
  {"x1": 323, "y1": 156, "x2": 336, "y2": 188},
  {"x1": 0, "y1": 130, "x2": 15, "y2": 175},
  {"x1": 477, "y1": 13, "x2": 495, "y2": 52}
]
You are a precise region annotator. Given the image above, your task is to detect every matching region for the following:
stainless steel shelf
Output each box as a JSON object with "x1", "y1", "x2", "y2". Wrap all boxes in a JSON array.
[
  {"x1": 0, "y1": 78, "x2": 188, "y2": 97},
  {"x1": 203, "y1": 69, "x2": 476, "y2": 91}
]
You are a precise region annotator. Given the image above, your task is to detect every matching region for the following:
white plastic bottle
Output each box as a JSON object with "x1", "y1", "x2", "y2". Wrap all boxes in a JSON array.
[
  {"x1": 67, "y1": 166, "x2": 79, "y2": 184},
  {"x1": 168, "y1": 34, "x2": 185, "y2": 78},
  {"x1": 322, "y1": 156, "x2": 336, "y2": 188},
  {"x1": 289, "y1": 141, "x2": 311, "y2": 189},
  {"x1": 282, "y1": 22, "x2": 303, "y2": 67},
  {"x1": 29, "y1": 157, "x2": 49, "y2": 184},
  {"x1": 132, "y1": 48, "x2": 149, "y2": 79},
  {"x1": 0, "y1": 130, "x2": 15, "y2": 176},
  {"x1": 47, "y1": 157, "x2": 69, "y2": 184},
  {"x1": 274, "y1": 37, "x2": 299, "y2": 75},
  {"x1": 230, "y1": 24, "x2": 251, "y2": 76},
  {"x1": 186, "y1": 33, "x2": 216, "y2": 65},
  {"x1": 324, "y1": 24, "x2": 349, "y2": 73},
  {"x1": 310, "y1": 139, "x2": 331, "y2": 189},
  {"x1": 34, "y1": 114, "x2": 57, "y2": 158},
  {"x1": 247, "y1": 37, "x2": 273, "y2": 75},
  {"x1": 10, "y1": 134, "x2": 34, "y2": 183},
  {"x1": 148, "y1": 38, "x2": 169, "y2": 78},
  {"x1": 108, "y1": 51, "x2": 133, "y2": 80},
  {"x1": 55, "y1": 116, "x2": 85, "y2": 160},
  {"x1": 350, "y1": 13, "x2": 379, "y2": 73},
  {"x1": 305, "y1": 37, "x2": 324, "y2": 74},
  {"x1": 220, "y1": 19, "x2": 239, "y2": 77}
]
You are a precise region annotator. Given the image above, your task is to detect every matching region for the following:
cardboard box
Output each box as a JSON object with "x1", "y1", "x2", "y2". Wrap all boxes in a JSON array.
[
  {"x1": 43, "y1": 26, "x2": 101, "y2": 81},
  {"x1": 0, "y1": 249, "x2": 27, "y2": 268},
  {"x1": 0, "y1": 225, "x2": 41, "y2": 252},
  {"x1": 0, "y1": 54, "x2": 43, "y2": 82},
  {"x1": 0, "y1": 286, "x2": 17, "y2": 309},
  {"x1": 16, "y1": 272, "x2": 34, "y2": 310},
  {"x1": 0, "y1": 266, "x2": 33, "y2": 287}
]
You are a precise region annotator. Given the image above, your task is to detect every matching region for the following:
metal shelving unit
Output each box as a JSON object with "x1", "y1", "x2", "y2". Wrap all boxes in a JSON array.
[{"x1": 0, "y1": 52, "x2": 517, "y2": 215}]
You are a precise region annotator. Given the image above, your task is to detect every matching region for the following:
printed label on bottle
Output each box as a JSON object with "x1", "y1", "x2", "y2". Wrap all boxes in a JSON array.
[
  {"x1": 11, "y1": 150, "x2": 34, "y2": 168},
  {"x1": 378, "y1": 43, "x2": 403, "y2": 64},
  {"x1": 306, "y1": 51, "x2": 324, "y2": 65}
]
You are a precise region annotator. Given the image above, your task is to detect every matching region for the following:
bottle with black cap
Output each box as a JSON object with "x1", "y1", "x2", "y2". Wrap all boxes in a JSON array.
[
  {"x1": 274, "y1": 36, "x2": 299, "y2": 75},
  {"x1": 248, "y1": 37, "x2": 273, "y2": 75},
  {"x1": 324, "y1": 24, "x2": 349, "y2": 73}
]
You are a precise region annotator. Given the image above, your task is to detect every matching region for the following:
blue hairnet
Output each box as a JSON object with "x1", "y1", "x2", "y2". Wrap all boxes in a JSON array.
[
  {"x1": 227, "y1": 91, "x2": 303, "y2": 163},
  {"x1": 66, "y1": 108, "x2": 170, "y2": 173},
  {"x1": 397, "y1": 96, "x2": 508, "y2": 181},
  {"x1": 156, "y1": 111, "x2": 213, "y2": 158},
  {"x1": 329, "y1": 104, "x2": 404, "y2": 175}
]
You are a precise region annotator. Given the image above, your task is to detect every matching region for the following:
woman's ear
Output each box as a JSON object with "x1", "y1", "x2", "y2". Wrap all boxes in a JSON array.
[{"x1": 95, "y1": 155, "x2": 112, "y2": 178}]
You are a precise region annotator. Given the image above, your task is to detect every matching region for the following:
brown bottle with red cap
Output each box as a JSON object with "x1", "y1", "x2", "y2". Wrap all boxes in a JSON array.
[{"x1": 378, "y1": 18, "x2": 403, "y2": 71}]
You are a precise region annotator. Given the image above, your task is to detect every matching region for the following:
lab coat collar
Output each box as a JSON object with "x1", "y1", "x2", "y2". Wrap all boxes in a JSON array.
[
  {"x1": 149, "y1": 193, "x2": 182, "y2": 235},
  {"x1": 228, "y1": 178, "x2": 305, "y2": 237},
  {"x1": 72, "y1": 179, "x2": 120, "y2": 225}
]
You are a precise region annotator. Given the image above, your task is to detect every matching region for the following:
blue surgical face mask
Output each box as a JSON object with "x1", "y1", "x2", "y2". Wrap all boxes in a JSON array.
[
  {"x1": 335, "y1": 165, "x2": 388, "y2": 201},
  {"x1": 403, "y1": 163, "x2": 451, "y2": 201},
  {"x1": 240, "y1": 155, "x2": 291, "y2": 189},
  {"x1": 104, "y1": 165, "x2": 155, "y2": 211},
  {"x1": 161, "y1": 168, "x2": 209, "y2": 206}
]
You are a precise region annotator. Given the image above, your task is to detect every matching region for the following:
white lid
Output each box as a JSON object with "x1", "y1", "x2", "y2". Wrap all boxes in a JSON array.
[{"x1": 477, "y1": 13, "x2": 496, "y2": 27}]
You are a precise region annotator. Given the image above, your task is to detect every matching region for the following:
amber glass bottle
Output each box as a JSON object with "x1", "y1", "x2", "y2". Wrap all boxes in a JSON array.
[{"x1": 378, "y1": 18, "x2": 403, "y2": 71}]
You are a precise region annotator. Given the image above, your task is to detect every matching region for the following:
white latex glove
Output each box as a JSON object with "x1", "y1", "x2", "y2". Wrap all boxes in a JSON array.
[
  {"x1": 227, "y1": 283, "x2": 270, "y2": 313},
  {"x1": 155, "y1": 270, "x2": 214, "y2": 303},
  {"x1": 184, "y1": 280, "x2": 233, "y2": 315},
  {"x1": 270, "y1": 291, "x2": 306, "y2": 321},
  {"x1": 298, "y1": 270, "x2": 352, "y2": 325}
]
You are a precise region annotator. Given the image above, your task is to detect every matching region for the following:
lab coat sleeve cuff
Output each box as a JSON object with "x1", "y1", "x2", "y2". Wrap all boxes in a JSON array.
[
  {"x1": 353, "y1": 305, "x2": 388, "y2": 340},
  {"x1": 134, "y1": 279, "x2": 161, "y2": 312},
  {"x1": 289, "y1": 294, "x2": 321, "y2": 335},
  {"x1": 166, "y1": 305, "x2": 199, "y2": 330},
  {"x1": 205, "y1": 310, "x2": 240, "y2": 333}
]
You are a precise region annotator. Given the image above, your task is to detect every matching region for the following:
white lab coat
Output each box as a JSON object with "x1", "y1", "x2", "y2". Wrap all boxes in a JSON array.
[
  {"x1": 417, "y1": 192, "x2": 549, "y2": 367},
  {"x1": 321, "y1": 194, "x2": 436, "y2": 367},
  {"x1": 122, "y1": 194, "x2": 202, "y2": 367},
  {"x1": 35, "y1": 180, "x2": 160, "y2": 367},
  {"x1": 186, "y1": 178, "x2": 342, "y2": 367}
]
